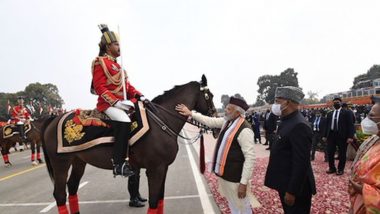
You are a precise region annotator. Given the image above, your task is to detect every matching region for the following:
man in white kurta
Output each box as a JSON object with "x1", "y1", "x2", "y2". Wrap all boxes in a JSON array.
[{"x1": 176, "y1": 97, "x2": 255, "y2": 214}]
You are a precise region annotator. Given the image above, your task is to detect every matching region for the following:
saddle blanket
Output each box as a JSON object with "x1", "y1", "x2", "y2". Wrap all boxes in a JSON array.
[
  {"x1": 2, "y1": 123, "x2": 32, "y2": 139},
  {"x1": 57, "y1": 101, "x2": 149, "y2": 153}
]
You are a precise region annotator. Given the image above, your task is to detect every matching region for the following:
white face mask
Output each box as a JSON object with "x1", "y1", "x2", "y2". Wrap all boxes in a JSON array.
[
  {"x1": 271, "y1": 103, "x2": 282, "y2": 116},
  {"x1": 361, "y1": 117, "x2": 380, "y2": 135}
]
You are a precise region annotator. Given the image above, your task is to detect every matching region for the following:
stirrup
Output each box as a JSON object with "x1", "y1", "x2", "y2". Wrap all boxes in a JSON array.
[{"x1": 113, "y1": 162, "x2": 134, "y2": 177}]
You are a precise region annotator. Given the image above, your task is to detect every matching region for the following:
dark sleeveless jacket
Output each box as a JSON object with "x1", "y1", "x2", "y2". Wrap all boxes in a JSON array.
[{"x1": 213, "y1": 120, "x2": 252, "y2": 182}]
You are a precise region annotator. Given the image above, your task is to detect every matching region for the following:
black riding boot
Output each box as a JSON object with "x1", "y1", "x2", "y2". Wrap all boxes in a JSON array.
[
  {"x1": 112, "y1": 121, "x2": 134, "y2": 177},
  {"x1": 128, "y1": 168, "x2": 146, "y2": 207},
  {"x1": 17, "y1": 124, "x2": 27, "y2": 140}
]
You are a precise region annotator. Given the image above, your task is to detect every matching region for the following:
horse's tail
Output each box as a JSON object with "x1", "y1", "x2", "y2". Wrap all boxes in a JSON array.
[{"x1": 40, "y1": 115, "x2": 57, "y2": 183}]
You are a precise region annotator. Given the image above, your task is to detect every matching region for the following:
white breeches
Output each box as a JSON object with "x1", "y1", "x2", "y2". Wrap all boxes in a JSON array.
[{"x1": 104, "y1": 107, "x2": 131, "y2": 122}]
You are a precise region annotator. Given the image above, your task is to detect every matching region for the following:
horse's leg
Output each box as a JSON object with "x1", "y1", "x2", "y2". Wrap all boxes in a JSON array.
[
  {"x1": 157, "y1": 166, "x2": 168, "y2": 214},
  {"x1": 30, "y1": 140, "x2": 37, "y2": 165},
  {"x1": 37, "y1": 141, "x2": 43, "y2": 163},
  {"x1": 52, "y1": 160, "x2": 72, "y2": 214},
  {"x1": 67, "y1": 158, "x2": 86, "y2": 214},
  {"x1": 1, "y1": 147, "x2": 11, "y2": 167},
  {"x1": 146, "y1": 165, "x2": 168, "y2": 214}
]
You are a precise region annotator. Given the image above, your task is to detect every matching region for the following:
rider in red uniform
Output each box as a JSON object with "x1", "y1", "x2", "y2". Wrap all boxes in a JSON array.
[
  {"x1": 11, "y1": 97, "x2": 31, "y2": 140},
  {"x1": 91, "y1": 24, "x2": 144, "y2": 177}
]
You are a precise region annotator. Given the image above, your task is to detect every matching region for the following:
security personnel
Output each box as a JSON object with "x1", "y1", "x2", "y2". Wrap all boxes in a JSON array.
[
  {"x1": 264, "y1": 86, "x2": 316, "y2": 214},
  {"x1": 11, "y1": 96, "x2": 31, "y2": 140},
  {"x1": 92, "y1": 24, "x2": 145, "y2": 177}
]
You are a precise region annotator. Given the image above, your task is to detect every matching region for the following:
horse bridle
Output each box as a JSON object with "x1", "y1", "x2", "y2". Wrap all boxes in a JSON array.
[
  {"x1": 199, "y1": 86, "x2": 217, "y2": 117},
  {"x1": 146, "y1": 86, "x2": 216, "y2": 143}
]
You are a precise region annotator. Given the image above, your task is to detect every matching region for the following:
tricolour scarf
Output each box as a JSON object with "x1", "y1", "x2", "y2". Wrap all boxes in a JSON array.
[{"x1": 214, "y1": 116, "x2": 245, "y2": 176}]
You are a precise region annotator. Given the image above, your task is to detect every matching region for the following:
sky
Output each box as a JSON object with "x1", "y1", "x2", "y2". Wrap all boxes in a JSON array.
[{"x1": 1, "y1": 0, "x2": 380, "y2": 109}]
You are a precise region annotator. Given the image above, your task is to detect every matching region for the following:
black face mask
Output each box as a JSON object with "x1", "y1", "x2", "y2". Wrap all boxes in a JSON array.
[{"x1": 333, "y1": 103, "x2": 341, "y2": 109}]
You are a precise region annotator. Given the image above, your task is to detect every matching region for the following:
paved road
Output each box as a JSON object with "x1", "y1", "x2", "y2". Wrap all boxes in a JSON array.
[{"x1": 0, "y1": 127, "x2": 220, "y2": 214}]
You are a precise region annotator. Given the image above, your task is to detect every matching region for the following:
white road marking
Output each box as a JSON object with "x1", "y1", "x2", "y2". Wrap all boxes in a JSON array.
[
  {"x1": 180, "y1": 130, "x2": 216, "y2": 214},
  {"x1": 0, "y1": 194, "x2": 212, "y2": 207},
  {"x1": 39, "y1": 181, "x2": 89, "y2": 213}
]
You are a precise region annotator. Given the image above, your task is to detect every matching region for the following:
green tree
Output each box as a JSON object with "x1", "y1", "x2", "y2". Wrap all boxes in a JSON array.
[
  {"x1": 303, "y1": 91, "x2": 320, "y2": 105},
  {"x1": 256, "y1": 68, "x2": 299, "y2": 104},
  {"x1": 0, "y1": 82, "x2": 64, "y2": 119},
  {"x1": 253, "y1": 96, "x2": 266, "y2": 107}
]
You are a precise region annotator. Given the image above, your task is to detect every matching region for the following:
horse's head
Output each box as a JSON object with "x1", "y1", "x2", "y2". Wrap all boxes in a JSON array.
[{"x1": 194, "y1": 75, "x2": 217, "y2": 117}]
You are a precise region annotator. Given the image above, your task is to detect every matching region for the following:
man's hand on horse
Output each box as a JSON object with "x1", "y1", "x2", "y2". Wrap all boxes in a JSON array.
[{"x1": 175, "y1": 104, "x2": 192, "y2": 117}]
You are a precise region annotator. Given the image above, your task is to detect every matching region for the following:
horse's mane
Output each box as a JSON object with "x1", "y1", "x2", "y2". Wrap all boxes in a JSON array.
[{"x1": 152, "y1": 81, "x2": 200, "y2": 104}]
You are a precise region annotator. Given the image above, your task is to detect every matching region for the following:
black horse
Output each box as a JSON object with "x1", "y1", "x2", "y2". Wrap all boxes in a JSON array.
[
  {"x1": 1, "y1": 119, "x2": 45, "y2": 166},
  {"x1": 41, "y1": 75, "x2": 216, "y2": 214}
]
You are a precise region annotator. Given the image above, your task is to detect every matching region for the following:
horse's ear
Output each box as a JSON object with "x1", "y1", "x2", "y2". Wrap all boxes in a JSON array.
[{"x1": 201, "y1": 74, "x2": 207, "y2": 86}]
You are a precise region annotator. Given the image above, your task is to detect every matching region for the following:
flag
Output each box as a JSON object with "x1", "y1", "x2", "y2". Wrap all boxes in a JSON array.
[
  {"x1": 7, "y1": 100, "x2": 11, "y2": 115},
  {"x1": 39, "y1": 103, "x2": 43, "y2": 115},
  {"x1": 26, "y1": 100, "x2": 35, "y2": 114},
  {"x1": 48, "y1": 105, "x2": 53, "y2": 115}
]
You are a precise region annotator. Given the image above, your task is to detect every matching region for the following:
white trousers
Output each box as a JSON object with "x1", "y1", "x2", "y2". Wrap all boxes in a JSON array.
[
  {"x1": 104, "y1": 107, "x2": 131, "y2": 122},
  {"x1": 218, "y1": 178, "x2": 252, "y2": 214}
]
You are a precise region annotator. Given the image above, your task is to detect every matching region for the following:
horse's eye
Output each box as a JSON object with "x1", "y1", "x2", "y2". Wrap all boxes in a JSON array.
[{"x1": 205, "y1": 93, "x2": 209, "y2": 100}]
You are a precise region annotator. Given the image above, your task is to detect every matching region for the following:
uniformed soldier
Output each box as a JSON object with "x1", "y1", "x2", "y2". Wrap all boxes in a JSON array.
[
  {"x1": 91, "y1": 24, "x2": 145, "y2": 177},
  {"x1": 264, "y1": 86, "x2": 316, "y2": 214},
  {"x1": 11, "y1": 96, "x2": 31, "y2": 140}
]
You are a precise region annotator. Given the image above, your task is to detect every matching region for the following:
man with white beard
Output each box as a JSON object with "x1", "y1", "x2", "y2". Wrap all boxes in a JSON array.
[{"x1": 176, "y1": 97, "x2": 255, "y2": 214}]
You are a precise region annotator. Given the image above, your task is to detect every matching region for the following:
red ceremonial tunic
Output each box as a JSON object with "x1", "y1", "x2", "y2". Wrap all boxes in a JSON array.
[
  {"x1": 11, "y1": 105, "x2": 31, "y2": 123},
  {"x1": 91, "y1": 55, "x2": 142, "y2": 112}
]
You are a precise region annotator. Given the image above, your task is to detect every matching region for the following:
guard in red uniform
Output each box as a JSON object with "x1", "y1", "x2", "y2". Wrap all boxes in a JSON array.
[
  {"x1": 91, "y1": 24, "x2": 144, "y2": 177},
  {"x1": 11, "y1": 97, "x2": 31, "y2": 140}
]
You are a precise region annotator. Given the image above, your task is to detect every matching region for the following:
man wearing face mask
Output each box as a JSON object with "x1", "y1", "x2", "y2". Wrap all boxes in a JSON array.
[
  {"x1": 264, "y1": 86, "x2": 316, "y2": 214},
  {"x1": 323, "y1": 97, "x2": 355, "y2": 175},
  {"x1": 176, "y1": 97, "x2": 255, "y2": 214}
]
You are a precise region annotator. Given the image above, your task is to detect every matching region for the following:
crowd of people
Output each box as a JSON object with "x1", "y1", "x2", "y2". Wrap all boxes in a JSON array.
[{"x1": 186, "y1": 85, "x2": 379, "y2": 213}]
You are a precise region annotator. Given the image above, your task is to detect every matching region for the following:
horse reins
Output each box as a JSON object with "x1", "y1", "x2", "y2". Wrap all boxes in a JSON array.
[{"x1": 144, "y1": 87, "x2": 215, "y2": 143}]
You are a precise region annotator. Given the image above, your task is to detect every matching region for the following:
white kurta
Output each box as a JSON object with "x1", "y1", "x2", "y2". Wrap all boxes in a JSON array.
[{"x1": 191, "y1": 111, "x2": 255, "y2": 214}]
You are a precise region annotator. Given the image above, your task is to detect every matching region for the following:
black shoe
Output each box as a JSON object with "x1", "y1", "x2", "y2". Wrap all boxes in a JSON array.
[
  {"x1": 326, "y1": 169, "x2": 336, "y2": 174},
  {"x1": 129, "y1": 198, "x2": 145, "y2": 207},
  {"x1": 336, "y1": 170, "x2": 344, "y2": 175},
  {"x1": 137, "y1": 195, "x2": 147, "y2": 202},
  {"x1": 113, "y1": 162, "x2": 134, "y2": 177}
]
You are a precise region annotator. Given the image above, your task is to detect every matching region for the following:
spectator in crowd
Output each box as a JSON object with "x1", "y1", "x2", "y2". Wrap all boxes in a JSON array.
[
  {"x1": 263, "y1": 109, "x2": 271, "y2": 145},
  {"x1": 263, "y1": 109, "x2": 278, "y2": 150},
  {"x1": 252, "y1": 112, "x2": 262, "y2": 144},
  {"x1": 310, "y1": 110, "x2": 327, "y2": 161},
  {"x1": 323, "y1": 97, "x2": 355, "y2": 175}
]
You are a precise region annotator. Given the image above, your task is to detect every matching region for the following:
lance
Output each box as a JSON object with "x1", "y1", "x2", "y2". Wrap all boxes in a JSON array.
[{"x1": 118, "y1": 25, "x2": 127, "y2": 101}]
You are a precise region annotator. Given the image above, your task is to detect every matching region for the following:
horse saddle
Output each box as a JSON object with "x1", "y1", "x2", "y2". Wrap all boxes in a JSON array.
[
  {"x1": 2, "y1": 123, "x2": 32, "y2": 139},
  {"x1": 56, "y1": 101, "x2": 149, "y2": 153}
]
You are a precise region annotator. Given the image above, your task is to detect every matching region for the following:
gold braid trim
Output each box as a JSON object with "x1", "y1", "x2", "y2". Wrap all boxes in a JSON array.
[{"x1": 98, "y1": 57, "x2": 122, "y2": 86}]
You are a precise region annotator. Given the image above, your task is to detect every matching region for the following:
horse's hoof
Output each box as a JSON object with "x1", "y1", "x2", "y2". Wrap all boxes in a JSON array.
[
  {"x1": 32, "y1": 161, "x2": 38, "y2": 166},
  {"x1": 38, "y1": 159, "x2": 44, "y2": 164},
  {"x1": 4, "y1": 162, "x2": 12, "y2": 167}
]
